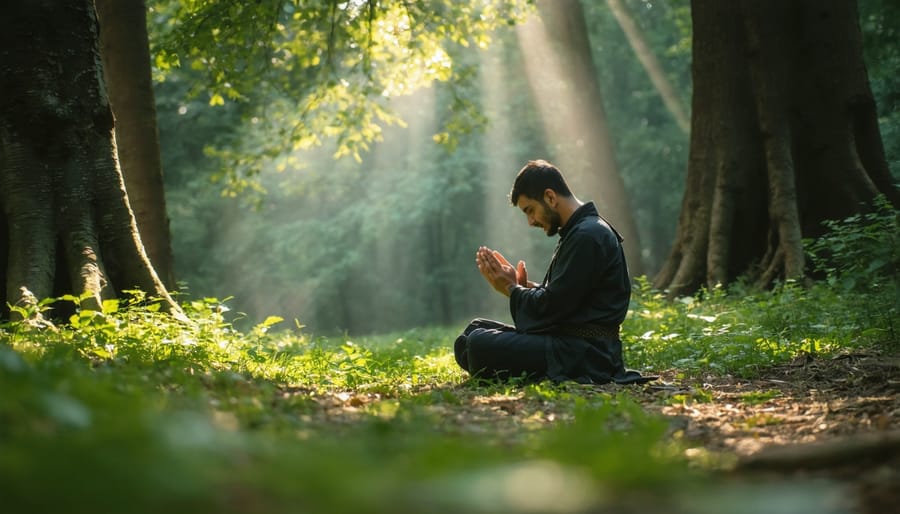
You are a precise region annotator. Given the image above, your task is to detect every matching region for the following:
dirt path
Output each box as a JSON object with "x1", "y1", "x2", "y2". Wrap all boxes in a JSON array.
[{"x1": 635, "y1": 351, "x2": 900, "y2": 514}]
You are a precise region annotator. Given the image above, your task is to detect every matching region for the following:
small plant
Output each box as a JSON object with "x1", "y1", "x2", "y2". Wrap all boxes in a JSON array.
[
  {"x1": 805, "y1": 195, "x2": 899, "y2": 346},
  {"x1": 805, "y1": 195, "x2": 899, "y2": 292}
]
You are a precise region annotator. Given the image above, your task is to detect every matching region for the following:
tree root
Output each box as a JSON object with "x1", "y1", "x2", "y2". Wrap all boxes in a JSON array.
[{"x1": 736, "y1": 430, "x2": 900, "y2": 472}]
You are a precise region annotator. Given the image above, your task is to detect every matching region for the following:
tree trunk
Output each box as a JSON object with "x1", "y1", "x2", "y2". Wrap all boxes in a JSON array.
[
  {"x1": 654, "y1": 0, "x2": 898, "y2": 297},
  {"x1": 517, "y1": 0, "x2": 645, "y2": 277},
  {"x1": 606, "y1": 0, "x2": 690, "y2": 134},
  {"x1": 0, "y1": 0, "x2": 178, "y2": 316},
  {"x1": 95, "y1": 0, "x2": 176, "y2": 290}
]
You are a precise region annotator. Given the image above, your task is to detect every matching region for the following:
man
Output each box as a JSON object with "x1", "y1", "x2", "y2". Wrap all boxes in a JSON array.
[{"x1": 454, "y1": 159, "x2": 651, "y2": 384}]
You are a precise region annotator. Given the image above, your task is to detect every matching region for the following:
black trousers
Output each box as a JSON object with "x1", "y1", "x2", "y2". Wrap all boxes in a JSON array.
[
  {"x1": 454, "y1": 318, "x2": 548, "y2": 381},
  {"x1": 454, "y1": 318, "x2": 654, "y2": 385}
]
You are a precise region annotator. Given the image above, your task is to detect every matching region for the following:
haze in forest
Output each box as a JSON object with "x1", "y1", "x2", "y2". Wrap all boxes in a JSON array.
[
  {"x1": 156, "y1": 3, "x2": 675, "y2": 334},
  {"x1": 152, "y1": 0, "x2": 897, "y2": 335}
]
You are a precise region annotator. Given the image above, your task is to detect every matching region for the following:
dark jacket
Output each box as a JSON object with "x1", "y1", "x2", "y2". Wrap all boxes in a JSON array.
[
  {"x1": 509, "y1": 202, "x2": 630, "y2": 333},
  {"x1": 507, "y1": 202, "x2": 633, "y2": 383}
]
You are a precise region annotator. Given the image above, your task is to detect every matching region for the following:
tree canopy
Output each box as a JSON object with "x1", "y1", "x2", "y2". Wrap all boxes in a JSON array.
[{"x1": 149, "y1": 0, "x2": 531, "y2": 186}]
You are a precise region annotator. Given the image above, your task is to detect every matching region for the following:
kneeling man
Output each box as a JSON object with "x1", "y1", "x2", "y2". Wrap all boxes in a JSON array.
[{"x1": 454, "y1": 159, "x2": 650, "y2": 384}]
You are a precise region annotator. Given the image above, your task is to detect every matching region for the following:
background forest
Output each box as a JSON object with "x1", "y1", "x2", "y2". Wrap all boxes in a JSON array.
[
  {"x1": 155, "y1": 1, "x2": 689, "y2": 333},
  {"x1": 156, "y1": 0, "x2": 898, "y2": 335}
]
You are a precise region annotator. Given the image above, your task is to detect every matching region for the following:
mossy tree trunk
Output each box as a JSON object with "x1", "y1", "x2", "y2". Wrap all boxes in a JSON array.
[
  {"x1": 0, "y1": 0, "x2": 177, "y2": 316},
  {"x1": 654, "y1": 0, "x2": 899, "y2": 297}
]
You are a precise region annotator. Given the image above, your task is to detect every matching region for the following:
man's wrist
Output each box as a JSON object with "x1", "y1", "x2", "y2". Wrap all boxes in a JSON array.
[{"x1": 506, "y1": 283, "x2": 518, "y2": 296}]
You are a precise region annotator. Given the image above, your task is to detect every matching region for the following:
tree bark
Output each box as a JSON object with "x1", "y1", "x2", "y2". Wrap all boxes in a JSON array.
[
  {"x1": 0, "y1": 0, "x2": 178, "y2": 316},
  {"x1": 654, "y1": 0, "x2": 898, "y2": 297},
  {"x1": 95, "y1": 0, "x2": 176, "y2": 290},
  {"x1": 517, "y1": 0, "x2": 645, "y2": 276}
]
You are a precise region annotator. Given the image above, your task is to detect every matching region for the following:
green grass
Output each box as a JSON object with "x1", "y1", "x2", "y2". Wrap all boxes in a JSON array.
[
  {"x1": 1, "y1": 258, "x2": 897, "y2": 513},
  {"x1": 0, "y1": 295, "x2": 685, "y2": 514}
]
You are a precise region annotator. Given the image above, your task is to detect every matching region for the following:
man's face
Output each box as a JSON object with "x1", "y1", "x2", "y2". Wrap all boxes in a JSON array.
[{"x1": 516, "y1": 193, "x2": 562, "y2": 237}]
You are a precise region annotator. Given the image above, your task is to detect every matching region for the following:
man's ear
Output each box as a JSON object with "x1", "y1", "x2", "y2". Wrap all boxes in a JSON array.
[{"x1": 543, "y1": 188, "x2": 557, "y2": 207}]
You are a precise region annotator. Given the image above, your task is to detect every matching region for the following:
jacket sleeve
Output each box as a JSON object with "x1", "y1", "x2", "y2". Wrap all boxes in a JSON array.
[{"x1": 509, "y1": 230, "x2": 601, "y2": 332}]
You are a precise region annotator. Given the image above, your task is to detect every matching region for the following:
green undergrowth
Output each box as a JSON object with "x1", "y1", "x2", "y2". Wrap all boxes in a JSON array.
[
  {"x1": 628, "y1": 197, "x2": 898, "y2": 377},
  {"x1": 625, "y1": 275, "x2": 897, "y2": 377},
  {"x1": 1, "y1": 275, "x2": 895, "y2": 513}
]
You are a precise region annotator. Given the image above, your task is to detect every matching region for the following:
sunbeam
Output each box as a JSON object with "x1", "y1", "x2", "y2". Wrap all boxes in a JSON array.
[{"x1": 516, "y1": 4, "x2": 644, "y2": 274}]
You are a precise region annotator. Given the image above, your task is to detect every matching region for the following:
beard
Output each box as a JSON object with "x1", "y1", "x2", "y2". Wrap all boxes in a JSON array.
[{"x1": 540, "y1": 201, "x2": 563, "y2": 237}]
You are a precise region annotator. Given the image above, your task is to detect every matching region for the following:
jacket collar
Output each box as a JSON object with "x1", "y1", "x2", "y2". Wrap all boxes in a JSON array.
[{"x1": 559, "y1": 202, "x2": 598, "y2": 238}]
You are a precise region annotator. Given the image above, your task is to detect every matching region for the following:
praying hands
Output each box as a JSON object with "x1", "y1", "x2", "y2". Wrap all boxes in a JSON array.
[{"x1": 475, "y1": 246, "x2": 535, "y2": 296}]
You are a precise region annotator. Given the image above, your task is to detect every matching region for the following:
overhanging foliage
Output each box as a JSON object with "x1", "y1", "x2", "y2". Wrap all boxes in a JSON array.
[{"x1": 149, "y1": 0, "x2": 532, "y2": 183}]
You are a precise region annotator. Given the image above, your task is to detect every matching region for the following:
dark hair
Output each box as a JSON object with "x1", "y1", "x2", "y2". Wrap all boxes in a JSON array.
[{"x1": 509, "y1": 159, "x2": 573, "y2": 205}]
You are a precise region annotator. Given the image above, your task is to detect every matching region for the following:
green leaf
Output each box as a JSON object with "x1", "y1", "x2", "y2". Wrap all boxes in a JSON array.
[{"x1": 102, "y1": 299, "x2": 120, "y2": 315}]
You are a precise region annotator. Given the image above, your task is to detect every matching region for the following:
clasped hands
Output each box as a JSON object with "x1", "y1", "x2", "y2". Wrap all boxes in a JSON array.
[{"x1": 475, "y1": 246, "x2": 536, "y2": 296}]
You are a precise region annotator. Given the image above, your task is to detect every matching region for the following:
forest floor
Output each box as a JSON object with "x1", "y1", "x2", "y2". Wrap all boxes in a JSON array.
[
  {"x1": 638, "y1": 350, "x2": 900, "y2": 514},
  {"x1": 303, "y1": 348, "x2": 899, "y2": 514}
]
